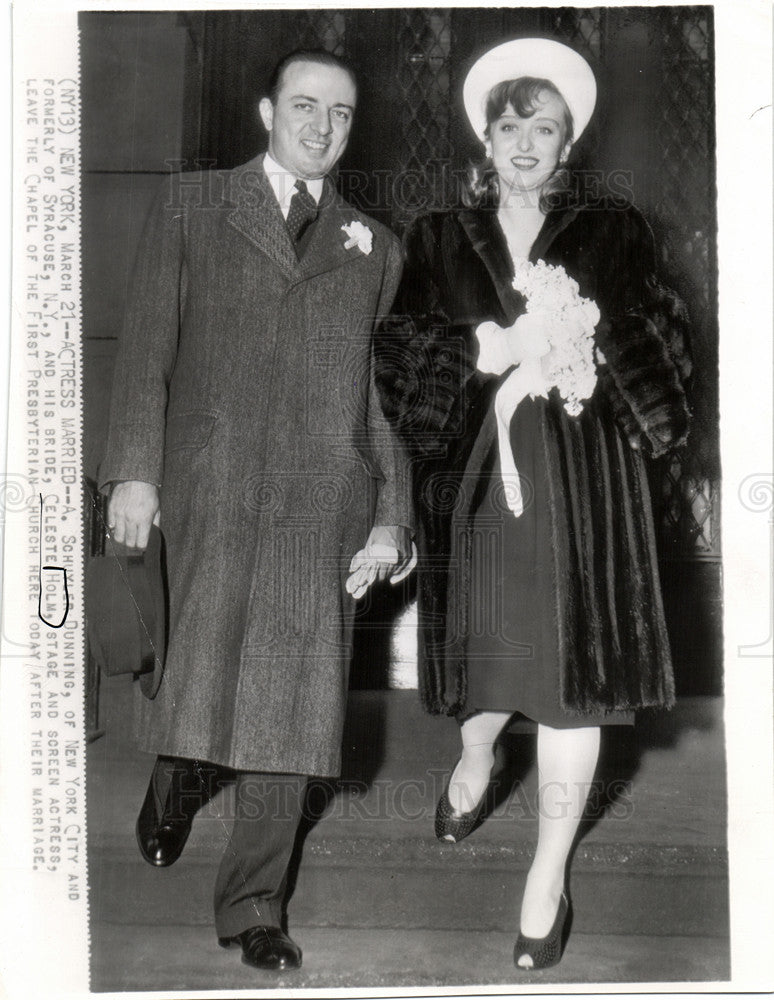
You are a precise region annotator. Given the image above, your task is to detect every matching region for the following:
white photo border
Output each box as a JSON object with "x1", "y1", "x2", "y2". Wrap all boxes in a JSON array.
[{"x1": 1, "y1": 1, "x2": 772, "y2": 997}]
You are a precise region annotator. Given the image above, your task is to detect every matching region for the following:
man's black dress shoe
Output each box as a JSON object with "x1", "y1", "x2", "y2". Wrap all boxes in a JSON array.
[
  {"x1": 219, "y1": 926, "x2": 302, "y2": 971},
  {"x1": 136, "y1": 757, "x2": 207, "y2": 867}
]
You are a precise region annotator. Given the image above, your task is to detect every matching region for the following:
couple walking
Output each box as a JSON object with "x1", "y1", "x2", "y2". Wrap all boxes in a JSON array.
[{"x1": 101, "y1": 38, "x2": 690, "y2": 974}]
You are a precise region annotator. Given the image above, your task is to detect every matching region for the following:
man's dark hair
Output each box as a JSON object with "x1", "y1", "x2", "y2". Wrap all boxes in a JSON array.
[{"x1": 267, "y1": 49, "x2": 358, "y2": 105}]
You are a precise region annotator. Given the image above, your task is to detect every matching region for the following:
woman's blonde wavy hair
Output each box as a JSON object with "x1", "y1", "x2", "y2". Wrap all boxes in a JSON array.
[{"x1": 463, "y1": 76, "x2": 574, "y2": 212}]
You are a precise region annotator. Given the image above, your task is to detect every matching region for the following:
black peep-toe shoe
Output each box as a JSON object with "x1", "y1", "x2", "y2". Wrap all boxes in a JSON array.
[
  {"x1": 434, "y1": 760, "x2": 489, "y2": 843},
  {"x1": 513, "y1": 890, "x2": 570, "y2": 970}
]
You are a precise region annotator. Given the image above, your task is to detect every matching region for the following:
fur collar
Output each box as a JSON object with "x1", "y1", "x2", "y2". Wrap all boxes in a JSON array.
[{"x1": 456, "y1": 201, "x2": 582, "y2": 322}]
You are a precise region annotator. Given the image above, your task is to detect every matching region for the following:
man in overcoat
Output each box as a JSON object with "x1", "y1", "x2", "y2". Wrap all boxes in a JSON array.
[{"x1": 99, "y1": 49, "x2": 412, "y2": 972}]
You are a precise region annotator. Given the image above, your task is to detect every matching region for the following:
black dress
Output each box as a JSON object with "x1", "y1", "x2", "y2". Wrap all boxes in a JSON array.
[{"x1": 464, "y1": 394, "x2": 633, "y2": 728}]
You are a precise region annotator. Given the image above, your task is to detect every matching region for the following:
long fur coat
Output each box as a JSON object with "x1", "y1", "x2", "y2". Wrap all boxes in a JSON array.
[{"x1": 375, "y1": 195, "x2": 692, "y2": 718}]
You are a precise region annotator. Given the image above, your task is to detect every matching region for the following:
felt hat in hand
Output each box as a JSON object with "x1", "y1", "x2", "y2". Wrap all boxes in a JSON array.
[
  {"x1": 463, "y1": 37, "x2": 597, "y2": 143},
  {"x1": 85, "y1": 523, "x2": 167, "y2": 699}
]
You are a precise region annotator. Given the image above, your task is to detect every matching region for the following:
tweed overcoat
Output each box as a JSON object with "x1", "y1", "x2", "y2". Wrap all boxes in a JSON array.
[
  {"x1": 375, "y1": 196, "x2": 692, "y2": 719},
  {"x1": 100, "y1": 155, "x2": 411, "y2": 776}
]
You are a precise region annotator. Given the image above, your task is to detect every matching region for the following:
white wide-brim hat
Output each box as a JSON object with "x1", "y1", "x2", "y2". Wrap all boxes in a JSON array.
[{"x1": 463, "y1": 38, "x2": 597, "y2": 143}]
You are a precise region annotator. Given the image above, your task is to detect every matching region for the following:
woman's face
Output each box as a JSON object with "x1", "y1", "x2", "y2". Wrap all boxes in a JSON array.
[{"x1": 488, "y1": 89, "x2": 571, "y2": 197}]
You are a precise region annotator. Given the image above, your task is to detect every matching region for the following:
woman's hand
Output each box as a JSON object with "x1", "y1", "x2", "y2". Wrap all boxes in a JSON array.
[
  {"x1": 345, "y1": 525, "x2": 416, "y2": 599},
  {"x1": 503, "y1": 313, "x2": 552, "y2": 364},
  {"x1": 475, "y1": 314, "x2": 550, "y2": 375}
]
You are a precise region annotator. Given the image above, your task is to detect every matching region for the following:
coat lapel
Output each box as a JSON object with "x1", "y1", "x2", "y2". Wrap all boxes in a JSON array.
[
  {"x1": 458, "y1": 201, "x2": 582, "y2": 323},
  {"x1": 458, "y1": 207, "x2": 522, "y2": 323},
  {"x1": 227, "y1": 155, "x2": 298, "y2": 278},
  {"x1": 226, "y1": 156, "x2": 370, "y2": 284},
  {"x1": 291, "y1": 182, "x2": 368, "y2": 285},
  {"x1": 530, "y1": 200, "x2": 581, "y2": 261}
]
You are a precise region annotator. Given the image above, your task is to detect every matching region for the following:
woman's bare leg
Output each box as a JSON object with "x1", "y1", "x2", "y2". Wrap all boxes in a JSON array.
[
  {"x1": 516, "y1": 723, "x2": 600, "y2": 967},
  {"x1": 448, "y1": 710, "x2": 513, "y2": 812}
]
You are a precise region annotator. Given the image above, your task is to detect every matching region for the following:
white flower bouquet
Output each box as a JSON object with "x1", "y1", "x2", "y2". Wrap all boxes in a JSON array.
[
  {"x1": 474, "y1": 260, "x2": 602, "y2": 516},
  {"x1": 511, "y1": 258, "x2": 600, "y2": 416}
]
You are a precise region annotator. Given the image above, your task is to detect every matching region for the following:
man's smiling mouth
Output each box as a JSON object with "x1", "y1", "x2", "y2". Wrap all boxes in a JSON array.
[{"x1": 302, "y1": 139, "x2": 330, "y2": 151}]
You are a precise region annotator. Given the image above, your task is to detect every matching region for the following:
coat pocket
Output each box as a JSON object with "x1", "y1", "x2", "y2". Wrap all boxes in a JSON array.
[{"x1": 164, "y1": 410, "x2": 219, "y2": 454}]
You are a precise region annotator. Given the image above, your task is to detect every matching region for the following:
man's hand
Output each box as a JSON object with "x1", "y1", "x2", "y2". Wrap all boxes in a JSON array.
[{"x1": 107, "y1": 480, "x2": 160, "y2": 549}]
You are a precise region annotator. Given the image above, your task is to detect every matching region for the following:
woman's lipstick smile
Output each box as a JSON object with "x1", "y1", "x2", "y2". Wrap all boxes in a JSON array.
[{"x1": 511, "y1": 156, "x2": 539, "y2": 169}]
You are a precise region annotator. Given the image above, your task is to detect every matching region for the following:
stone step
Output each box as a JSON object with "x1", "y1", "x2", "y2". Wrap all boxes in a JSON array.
[
  {"x1": 88, "y1": 688, "x2": 729, "y2": 951},
  {"x1": 90, "y1": 690, "x2": 729, "y2": 869},
  {"x1": 91, "y1": 841, "x2": 728, "y2": 937},
  {"x1": 88, "y1": 922, "x2": 731, "y2": 992}
]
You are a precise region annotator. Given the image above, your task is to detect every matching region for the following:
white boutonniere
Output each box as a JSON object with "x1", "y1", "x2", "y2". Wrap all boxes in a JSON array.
[{"x1": 341, "y1": 220, "x2": 373, "y2": 255}]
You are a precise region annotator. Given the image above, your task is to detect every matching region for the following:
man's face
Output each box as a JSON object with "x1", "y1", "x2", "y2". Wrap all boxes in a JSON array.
[{"x1": 259, "y1": 60, "x2": 357, "y2": 180}]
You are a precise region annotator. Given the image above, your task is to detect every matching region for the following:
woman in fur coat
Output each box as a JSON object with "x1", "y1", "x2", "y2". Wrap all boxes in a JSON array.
[{"x1": 375, "y1": 39, "x2": 692, "y2": 969}]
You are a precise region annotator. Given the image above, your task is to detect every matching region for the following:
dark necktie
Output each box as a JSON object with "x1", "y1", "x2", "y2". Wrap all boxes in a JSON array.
[{"x1": 286, "y1": 180, "x2": 318, "y2": 244}]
